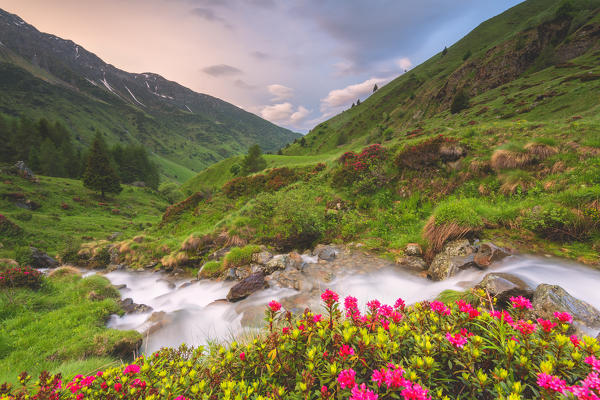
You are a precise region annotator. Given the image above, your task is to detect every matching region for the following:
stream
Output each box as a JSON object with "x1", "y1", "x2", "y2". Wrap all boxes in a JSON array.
[{"x1": 101, "y1": 255, "x2": 600, "y2": 354}]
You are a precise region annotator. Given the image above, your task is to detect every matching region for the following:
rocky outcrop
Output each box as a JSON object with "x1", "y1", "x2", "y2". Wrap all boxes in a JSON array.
[
  {"x1": 252, "y1": 251, "x2": 273, "y2": 265},
  {"x1": 315, "y1": 245, "x2": 337, "y2": 261},
  {"x1": 29, "y1": 247, "x2": 59, "y2": 269},
  {"x1": 404, "y1": 243, "x2": 423, "y2": 257},
  {"x1": 397, "y1": 256, "x2": 428, "y2": 271},
  {"x1": 226, "y1": 272, "x2": 268, "y2": 302},
  {"x1": 14, "y1": 161, "x2": 35, "y2": 180},
  {"x1": 477, "y1": 273, "x2": 534, "y2": 305},
  {"x1": 532, "y1": 284, "x2": 600, "y2": 334},
  {"x1": 119, "y1": 298, "x2": 153, "y2": 314}
]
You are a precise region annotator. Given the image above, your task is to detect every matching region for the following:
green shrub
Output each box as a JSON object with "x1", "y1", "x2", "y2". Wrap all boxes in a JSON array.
[
  {"x1": 450, "y1": 89, "x2": 470, "y2": 114},
  {"x1": 522, "y1": 205, "x2": 588, "y2": 242},
  {"x1": 224, "y1": 245, "x2": 260, "y2": 268},
  {"x1": 0, "y1": 266, "x2": 44, "y2": 290}
]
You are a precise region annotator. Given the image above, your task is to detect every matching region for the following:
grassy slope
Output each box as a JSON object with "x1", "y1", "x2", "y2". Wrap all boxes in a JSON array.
[
  {"x1": 0, "y1": 272, "x2": 141, "y2": 384},
  {"x1": 123, "y1": 0, "x2": 600, "y2": 273},
  {"x1": 0, "y1": 171, "x2": 168, "y2": 262}
]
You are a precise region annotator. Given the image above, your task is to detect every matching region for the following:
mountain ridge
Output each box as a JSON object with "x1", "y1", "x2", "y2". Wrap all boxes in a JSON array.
[{"x1": 0, "y1": 8, "x2": 300, "y2": 181}]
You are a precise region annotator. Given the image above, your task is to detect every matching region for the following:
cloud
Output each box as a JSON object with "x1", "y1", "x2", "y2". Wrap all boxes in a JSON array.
[
  {"x1": 260, "y1": 102, "x2": 310, "y2": 128},
  {"x1": 320, "y1": 76, "x2": 390, "y2": 112},
  {"x1": 250, "y1": 50, "x2": 270, "y2": 60},
  {"x1": 267, "y1": 84, "x2": 294, "y2": 101},
  {"x1": 190, "y1": 7, "x2": 231, "y2": 28},
  {"x1": 202, "y1": 64, "x2": 243, "y2": 77},
  {"x1": 396, "y1": 57, "x2": 413, "y2": 71},
  {"x1": 234, "y1": 79, "x2": 256, "y2": 90}
]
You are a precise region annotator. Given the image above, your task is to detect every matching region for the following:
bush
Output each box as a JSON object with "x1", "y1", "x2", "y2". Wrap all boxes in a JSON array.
[
  {"x1": 223, "y1": 168, "x2": 300, "y2": 199},
  {"x1": 8, "y1": 290, "x2": 600, "y2": 400},
  {"x1": 522, "y1": 205, "x2": 589, "y2": 242},
  {"x1": 395, "y1": 135, "x2": 463, "y2": 171},
  {"x1": 0, "y1": 266, "x2": 44, "y2": 289},
  {"x1": 223, "y1": 245, "x2": 261, "y2": 268},
  {"x1": 450, "y1": 89, "x2": 470, "y2": 114}
]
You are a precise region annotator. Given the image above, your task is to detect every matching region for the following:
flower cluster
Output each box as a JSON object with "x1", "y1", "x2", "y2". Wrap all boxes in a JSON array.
[
  {"x1": 0, "y1": 266, "x2": 44, "y2": 289},
  {"x1": 4, "y1": 291, "x2": 599, "y2": 400},
  {"x1": 338, "y1": 144, "x2": 387, "y2": 172}
]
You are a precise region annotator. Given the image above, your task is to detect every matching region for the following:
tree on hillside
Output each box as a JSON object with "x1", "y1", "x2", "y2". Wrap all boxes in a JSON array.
[
  {"x1": 442, "y1": 46, "x2": 448, "y2": 56},
  {"x1": 373, "y1": 84, "x2": 378, "y2": 93},
  {"x1": 356, "y1": 99, "x2": 361, "y2": 106},
  {"x1": 82, "y1": 133, "x2": 122, "y2": 198},
  {"x1": 451, "y1": 89, "x2": 470, "y2": 114},
  {"x1": 241, "y1": 144, "x2": 267, "y2": 175}
]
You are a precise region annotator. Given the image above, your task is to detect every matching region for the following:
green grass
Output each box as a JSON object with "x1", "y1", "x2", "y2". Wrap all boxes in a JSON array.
[
  {"x1": 0, "y1": 172, "x2": 168, "y2": 262},
  {"x1": 0, "y1": 273, "x2": 141, "y2": 384},
  {"x1": 224, "y1": 245, "x2": 261, "y2": 268},
  {"x1": 198, "y1": 260, "x2": 223, "y2": 278}
]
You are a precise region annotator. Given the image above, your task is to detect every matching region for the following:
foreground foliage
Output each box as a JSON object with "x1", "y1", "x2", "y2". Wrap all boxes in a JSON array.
[{"x1": 3, "y1": 290, "x2": 599, "y2": 399}]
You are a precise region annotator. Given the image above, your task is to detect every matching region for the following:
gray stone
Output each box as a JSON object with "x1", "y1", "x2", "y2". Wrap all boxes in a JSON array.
[
  {"x1": 30, "y1": 247, "x2": 59, "y2": 269},
  {"x1": 477, "y1": 273, "x2": 534, "y2": 305},
  {"x1": 235, "y1": 265, "x2": 251, "y2": 280},
  {"x1": 156, "y1": 278, "x2": 176, "y2": 289},
  {"x1": 119, "y1": 298, "x2": 153, "y2": 314},
  {"x1": 474, "y1": 242, "x2": 511, "y2": 268},
  {"x1": 225, "y1": 268, "x2": 237, "y2": 281},
  {"x1": 444, "y1": 239, "x2": 474, "y2": 257},
  {"x1": 428, "y1": 253, "x2": 477, "y2": 281},
  {"x1": 397, "y1": 256, "x2": 427, "y2": 271},
  {"x1": 14, "y1": 161, "x2": 35, "y2": 180},
  {"x1": 533, "y1": 284, "x2": 600, "y2": 334},
  {"x1": 108, "y1": 232, "x2": 122, "y2": 241},
  {"x1": 315, "y1": 245, "x2": 337, "y2": 261},
  {"x1": 404, "y1": 243, "x2": 423, "y2": 257},
  {"x1": 263, "y1": 255, "x2": 289, "y2": 274},
  {"x1": 251, "y1": 251, "x2": 273, "y2": 265},
  {"x1": 226, "y1": 272, "x2": 268, "y2": 302}
]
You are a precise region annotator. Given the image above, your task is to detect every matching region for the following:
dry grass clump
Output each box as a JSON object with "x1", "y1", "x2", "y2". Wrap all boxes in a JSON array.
[
  {"x1": 468, "y1": 159, "x2": 492, "y2": 175},
  {"x1": 423, "y1": 216, "x2": 480, "y2": 257},
  {"x1": 490, "y1": 149, "x2": 533, "y2": 170},
  {"x1": 499, "y1": 171, "x2": 535, "y2": 196},
  {"x1": 117, "y1": 241, "x2": 132, "y2": 254},
  {"x1": 524, "y1": 142, "x2": 558, "y2": 159},
  {"x1": 48, "y1": 265, "x2": 81, "y2": 278},
  {"x1": 132, "y1": 235, "x2": 145, "y2": 243},
  {"x1": 181, "y1": 235, "x2": 204, "y2": 252}
]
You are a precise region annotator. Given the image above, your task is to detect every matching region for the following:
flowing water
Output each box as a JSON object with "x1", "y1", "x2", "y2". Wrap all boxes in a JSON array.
[{"x1": 101, "y1": 255, "x2": 600, "y2": 353}]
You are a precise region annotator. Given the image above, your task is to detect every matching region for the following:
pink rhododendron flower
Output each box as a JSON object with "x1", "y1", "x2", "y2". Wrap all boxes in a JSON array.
[
  {"x1": 401, "y1": 382, "x2": 431, "y2": 400},
  {"x1": 268, "y1": 300, "x2": 281, "y2": 312},
  {"x1": 430, "y1": 301, "x2": 451, "y2": 316},
  {"x1": 123, "y1": 364, "x2": 140, "y2": 374},
  {"x1": 394, "y1": 298, "x2": 405, "y2": 310},
  {"x1": 367, "y1": 300, "x2": 381, "y2": 311},
  {"x1": 513, "y1": 320, "x2": 536, "y2": 335},
  {"x1": 322, "y1": 289, "x2": 339, "y2": 306},
  {"x1": 240, "y1": 352, "x2": 245, "y2": 361},
  {"x1": 114, "y1": 383, "x2": 122, "y2": 392},
  {"x1": 313, "y1": 314, "x2": 323, "y2": 323},
  {"x1": 339, "y1": 345, "x2": 355, "y2": 359},
  {"x1": 489, "y1": 310, "x2": 514, "y2": 324},
  {"x1": 570, "y1": 335, "x2": 581, "y2": 348},
  {"x1": 537, "y1": 318, "x2": 558, "y2": 333},
  {"x1": 456, "y1": 300, "x2": 479, "y2": 318},
  {"x1": 379, "y1": 304, "x2": 393, "y2": 317},
  {"x1": 446, "y1": 332, "x2": 468, "y2": 348},
  {"x1": 101, "y1": 382, "x2": 107, "y2": 390},
  {"x1": 350, "y1": 383, "x2": 378, "y2": 400},
  {"x1": 174, "y1": 397, "x2": 189, "y2": 400},
  {"x1": 585, "y1": 356, "x2": 600, "y2": 372},
  {"x1": 554, "y1": 311, "x2": 573, "y2": 323},
  {"x1": 282, "y1": 327, "x2": 290, "y2": 334},
  {"x1": 338, "y1": 368, "x2": 356, "y2": 389},
  {"x1": 537, "y1": 373, "x2": 567, "y2": 393},
  {"x1": 390, "y1": 311, "x2": 403, "y2": 323},
  {"x1": 510, "y1": 296, "x2": 532, "y2": 310}
]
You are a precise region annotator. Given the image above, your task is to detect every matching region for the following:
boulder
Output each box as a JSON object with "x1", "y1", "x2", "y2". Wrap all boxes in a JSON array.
[
  {"x1": 263, "y1": 255, "x2": 289, "y2": 274},
  {"x1": 29, "y1": 247, "x2": 59, "y2": 269},
  {"x1": 14, "y1": 161, "x2": 35, "y2": 180},
  {"x1": 397, "y1": 256, "x2": 427, "y2": 271},
  {"x1": 532, "y1": 284, "x2": 600, "y2": 334},
  {"x1": 156, "y1": 278, "x2": 176, "y2": 289},
  {"x1": 404, "y1": 243, "x2": 423, "y2": 257},
  {"x1": 476, "y1": 273, "x2": 534, "y2": 305},
  {"x1": 288, "y1": 252, "x2": 304, "y2": 270},
  {"x1": 444, "y1": 239, "x2": 474, "y2": 257},
  {"x1": 251, "y1": 251, "x2": 273, "y2": 265},
  {"x1": 474, "y1": 242, "x2": 511, "y2": 268},
  {"x1": 266, "y1": 267, "x2": 312, "y2": 291},
  {"x1": 315, "y1": 245, "x2": 337, "y2": 261},
  {"x1": 428, "y1": 254, "x2": 477, "y2": 281},
  {"x1": 119, "y1": 298, "x2": 153, "y2": 314},
  {"x1": 226, "y1": 272, "x2": 268, "y2": 302},
  {"x1": 142, "y1": 311, "x2": 171, "y2": 335},
  {"x1": 234, "y1": 265, "x2": 252, "y2": 280}
]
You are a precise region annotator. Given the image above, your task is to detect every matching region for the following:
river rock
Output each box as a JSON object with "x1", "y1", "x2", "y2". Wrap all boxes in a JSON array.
[
  {"x1": 226, "y1": 272, "x2": 268, "y2": 302},
  {"x1": 397, "y1": 256, "x2": 427, "y2": 271},
  {"x1": 474, "y1": 243, "x2": 511, "y2": 268},
  {"x1": 263, "y1": 255, "x2": 290, "y2": 274},
  {"x1": 477, "y1": 273, "x2": 534, "y2": 305},
  {"x1": 252, "y1": 251, "x2": 273, "y2": 265},
  {"x1": 315, "y1": 245, "x2": 337, "y2": 261},
  {"x1": 427, "y1": 240, "x2": 477, "y2": 281},
  {"x1": 142, "y1": 311, "x2": 171, "y2": 335},
  {"x1": 156, "y1": 278, "x2": 176, "y2": 289},
  {"x1": 235, "y1": 265, "x2": 252, "y2": 280},
  {"x1": 404, "y1": 243, "x2": 423, "y2": 257},
  {"x1": 288, "y1": 252, "x2": 304, "y2": 269},
  {"x1": 29, "y1": 247, "x2": 59, "y2": 269},
  {"x1": 119, "y1": 298, "x2": 153, "y2": 314},
  {"x1": 532, "y1": 284, "x2": 600, "y2": 334},
  {"x1": 266, "y1": 267, "x2": 311, "y2": 291}
]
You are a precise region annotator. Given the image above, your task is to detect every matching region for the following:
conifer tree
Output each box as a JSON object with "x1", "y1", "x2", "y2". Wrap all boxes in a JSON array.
[
  {"x1": 82, "y1": 133, "x2": 122, "y2": 198},
  {"x1": 241, "y1": 144, "x2": 267, "y2": 174},
  {"x1": 373, "y1": 84, "x2": 378, "y2": 93}
]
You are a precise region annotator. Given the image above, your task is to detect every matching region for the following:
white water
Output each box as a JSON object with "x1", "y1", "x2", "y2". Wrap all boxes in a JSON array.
[{"x1": 102, "y1": 256, "x2": 600, "y2": 353}]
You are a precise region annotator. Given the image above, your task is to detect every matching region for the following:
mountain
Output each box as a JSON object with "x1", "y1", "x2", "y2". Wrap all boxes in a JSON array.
[
  {"x1": 282, "y1": 0, "x2": 600, "y2": 155},
  {"x1": 0, "y1": 8, "x2": 300, "y2": 182}
]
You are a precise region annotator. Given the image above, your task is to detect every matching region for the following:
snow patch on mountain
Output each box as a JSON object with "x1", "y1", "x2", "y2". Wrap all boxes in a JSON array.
[{"x1": 125, "y1": 85, "x2": 145, "y2": 107}]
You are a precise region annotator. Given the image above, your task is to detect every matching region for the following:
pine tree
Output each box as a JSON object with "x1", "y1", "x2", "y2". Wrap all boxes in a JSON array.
[
  {"x1": 39, "y1": 138, "x2": 65, "y2": 177},
  {"x1": 82, "y1": 133, "x2": 122, "y2": 198},
  {"x1": 241, "y1": 144, "x2": 267, "y2": 174},
  {"x1": 373, "y1": 84, "x2": 378, "y2": 93},
  {"x1": 356, "y1": 99, "x2": 361, "y2": 105}
]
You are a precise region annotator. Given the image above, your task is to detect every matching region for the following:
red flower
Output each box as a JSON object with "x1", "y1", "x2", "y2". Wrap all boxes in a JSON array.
[
  {"x1": 321, "y1": 289, "x2": 339, "y2": 306},
  {"x1": 240, "y1": 352, "x2": 245, "y2": 361},
  {"x1": 114, "y1": 383, "x2": 122, "y2": 392},
  {"x1": 268, "y1": 300, "x2": 282, "y2": 312}
]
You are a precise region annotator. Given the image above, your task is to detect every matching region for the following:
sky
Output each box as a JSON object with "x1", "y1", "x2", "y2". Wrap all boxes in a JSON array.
[{"x1": 2, "y1": 0, "x2": 523, "y2": 133}]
